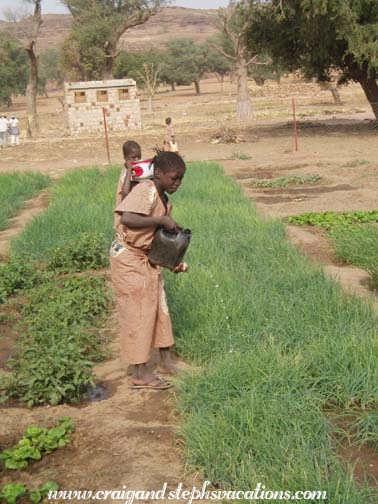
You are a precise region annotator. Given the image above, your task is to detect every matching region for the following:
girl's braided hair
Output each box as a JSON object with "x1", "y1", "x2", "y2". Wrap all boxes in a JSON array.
[{"x1": 152, "y1": 152, "x2": 186, "y2": 173}]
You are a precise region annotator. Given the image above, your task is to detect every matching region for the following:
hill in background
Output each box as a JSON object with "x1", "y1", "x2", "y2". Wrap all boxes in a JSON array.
[{"x1": 0, "y1": 7, "x2": 218, "y2": 53}]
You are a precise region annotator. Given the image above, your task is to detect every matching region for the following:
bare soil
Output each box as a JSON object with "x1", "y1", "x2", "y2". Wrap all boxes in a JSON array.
[{"x1": 1, "y1": 76, "x2": 378, "y2": 494}]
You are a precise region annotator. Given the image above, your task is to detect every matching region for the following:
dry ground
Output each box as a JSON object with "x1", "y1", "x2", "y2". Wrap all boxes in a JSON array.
[{"x1": 1, "y1": 76, "x2": 378, "y2": 496}]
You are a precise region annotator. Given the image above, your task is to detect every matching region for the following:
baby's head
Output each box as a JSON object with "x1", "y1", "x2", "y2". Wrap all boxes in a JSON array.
[
  {"x1": 122, "y1": 140, "x2": 141, "y2": 164},
  {"x1": 153, "y1": 152, "x2": 186, "y2": 194},
  {"x1": 165, "y1": 117, "x2": 172, "y2": 126}
]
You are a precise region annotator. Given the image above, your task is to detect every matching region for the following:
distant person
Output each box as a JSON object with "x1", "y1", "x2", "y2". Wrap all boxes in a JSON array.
[
  {"x1": 8, "y1": 115, "x2": 20, "y2": 146},
  {"x1": 163, "y1": 117, "x2": 178, "y2": 153},
  {"x1": 0, "y1": 115, "x2": 8, "y2": 148}
]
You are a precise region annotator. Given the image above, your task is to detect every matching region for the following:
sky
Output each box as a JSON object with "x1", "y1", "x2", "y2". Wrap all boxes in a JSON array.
[{"x1": 0, "y1": 0, "x2": 230, "y2": 19}]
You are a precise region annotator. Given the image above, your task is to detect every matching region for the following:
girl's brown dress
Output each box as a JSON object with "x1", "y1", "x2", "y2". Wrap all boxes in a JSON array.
[{"x1": 110, "y1": 180, "x2": 174, "y2": 365}]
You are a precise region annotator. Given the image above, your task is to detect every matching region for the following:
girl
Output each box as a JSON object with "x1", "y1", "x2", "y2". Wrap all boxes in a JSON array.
[{"x1": 110, "y1": 152, "x2": 187, "y2": 389}]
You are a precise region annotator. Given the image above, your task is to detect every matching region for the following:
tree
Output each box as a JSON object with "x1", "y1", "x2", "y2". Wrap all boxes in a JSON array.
[
  {"x1": 0, "y1": 34, "x2": 29, "y2": 106},
  {"x1": 114, "y1": 49, "x2": 161, "y2": 84},
  {"x1": 39, "y1": 48, "x2": 63, "y2": 96},
  {"x1": 61, "y1": 0, "x2": 164, "y2": 79},
  {"x1": 246, "y1": 0, "x2": 378, "y2": 119},
  {"x1": 6, "y1": 0, "x2": 42, "y2": 136},
  {"x1": 164, "y1": 39, "x2": 207, "y2": 95},
  {"x1": 137, "y1": 63, "x2": 160, "y2": 112},
  {"x1": 212, "y1": 3, "x2": 261, "y2": 122},
  {"x1": 205, "y1": 35, "x2": 233, "y2": 92}
]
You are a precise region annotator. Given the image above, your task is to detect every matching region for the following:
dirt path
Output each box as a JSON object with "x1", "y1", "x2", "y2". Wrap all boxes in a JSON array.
[{"x1": 0, "y1": 190, "x2": 50, "y2": 260}]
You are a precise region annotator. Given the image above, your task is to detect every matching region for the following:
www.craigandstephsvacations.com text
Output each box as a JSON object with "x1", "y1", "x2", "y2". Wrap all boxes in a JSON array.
[{"x1": 48, "y1": 481, "x2": 327, "y2": 502}]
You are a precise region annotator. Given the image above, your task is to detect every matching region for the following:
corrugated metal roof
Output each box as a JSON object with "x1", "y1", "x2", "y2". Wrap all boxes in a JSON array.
[{"x1": 66, "y1": 79, "x2": 136, "y2": 90}]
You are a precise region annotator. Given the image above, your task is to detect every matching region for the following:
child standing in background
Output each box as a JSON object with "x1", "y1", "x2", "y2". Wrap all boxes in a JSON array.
[
  {"x1": 163, "y1": 117, "x2": 178, "y2": 153},
  {"x1": 110, "y1": 152, "x2": 187, "y2": 390}
]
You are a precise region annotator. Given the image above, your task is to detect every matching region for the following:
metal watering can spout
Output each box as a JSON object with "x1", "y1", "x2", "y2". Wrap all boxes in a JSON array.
[{"x1": 148, "y1": 228, "x2": 192, "y2": 269}]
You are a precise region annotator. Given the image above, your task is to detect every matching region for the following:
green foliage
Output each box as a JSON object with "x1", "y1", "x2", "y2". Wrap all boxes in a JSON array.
[
  {"x1": 164, "y1": 162, "x2": 378, "y2": 500},
  {"x1": 0, "y1": 33, "x2": 29, "y2": 105},
  {"x1": 0, "y1": 482, "x2": 59, "y2": 504},
  {"x1": 29, "y1": 482, "x2": 60, "y2": 504},
  {"x1": 114, "y1": 50, "x2": 162, "y2": 87},
  {"x1": 247, "y1": 0, "x2": 378, "y2": 113},
  {"x1": 12, "y1": 166, "x2": 117, "y2": 259},
  {"x1": 0, "y1": 483, "x2": 26, "y2": 504},
  {"x1": 60, "y1": 0, "x2": 164, "y2": 79},
  {"x1": 38, "y1": 48, "x2": 63, "y2": 95},
  {"x1": 287, "y1": 210, "x2": 378, "y2": 230},
  {"x1": 204, "y1": 35, "x2": 233, "y2": 81},
  {"x1": 2, "y1": 275, "x2": 111, "y2": 406},
  {"x1": 0, "y1": 417, "x2": 74, "y2": 470},
  {"x1": 0, "y1": 256, "x2": 48, "y2": 304},
  {"x1": 47, "y1": 232, "x2": 109, "y2": 272},
  {"x1": 251, "y1": 174, "x2": 321, "y2": 188},
  {"x1": 29, "y1": 481, "x2": 59, "y2": 504},
  {"x1": 163, "y1": 38, "x2": 208, "y2": 90},
  {"x1": 331, "y1": 224, "x2": 378, "y2": 289},
  {"x1": 0, "y1": 172, "x2": 51, "y2": 232}
]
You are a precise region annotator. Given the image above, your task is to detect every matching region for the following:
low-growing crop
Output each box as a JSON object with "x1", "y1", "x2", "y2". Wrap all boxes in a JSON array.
[
  {"x1": 0, "y1": 172, "x2": 51, "y2": 231},
  {"x1": 0, "y1": 483, "x2": 26, "y2": 504},
  {"x1": 0, "y1": 417, "x2": 74, "y2": 470},
  {"x1": 12, "y1": 167, "x2": 118, "y2": 259},
  {"x1": 47, "y1": 232, "x2": 109, "y2": 272},
  {"x1": 287, "y1": 210, "x2": 378, "y2": 231},
  {"x1": 164, "y1": 162, "x2": 378, "y2": 501},
  {"x1": 0, "y1": 482, "x2": 59, "y2": 504},
  {"x1": 1, "y1": 275, "x2": 111, "y2": 406},
  {"x1": 251, "y1": 174, "x2": 321, "y2": 188},
  {"x1": 0, "y1": 256, "x2": 49, "y2": 304}
]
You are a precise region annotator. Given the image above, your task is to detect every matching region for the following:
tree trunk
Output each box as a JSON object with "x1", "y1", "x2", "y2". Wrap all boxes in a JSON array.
[
  {"x1": 220, "y1": 74, "x2": 224, "y2": 94},
  {"x1": 194, "y1": 79, "x2": 200, "y2": 96},
  {"x1": 358, "y1": 78, "x2": 378, "y2": 120},
  {"x1": 147, "y1": 94, "x2": 153, "y2": 113},
  {"x1": 170, "y1": 82, "x2": 176, "y2": 92},
  {"x1": 25, "y1": 0, "x2": 42, "y2": 138},
  {"x1": 330, "y1": 85, "x2": 341, "y2": 105},
  {"x1": 26, "y1": 44, "x2": 39, "y2": 137},
  {"x1": 7, "y1": 96, "x2": 12, "y2": 108},
  {"x1": 236, "y1": 59, "x2": 252, "y2": 122},
  {"x1": 104, "y1": 57, "x2": 114, "y2": 79}
]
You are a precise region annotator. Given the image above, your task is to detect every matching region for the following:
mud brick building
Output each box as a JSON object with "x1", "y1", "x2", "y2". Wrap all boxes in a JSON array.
[{"x1": 64, "y1": 79, "x2": 142, "y2": 134}]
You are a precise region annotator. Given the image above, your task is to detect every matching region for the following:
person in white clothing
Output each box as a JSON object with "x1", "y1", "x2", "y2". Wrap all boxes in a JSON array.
[
  {"x1": 0, "y1": 115, "x2": 8, "y2": 148},
  {"x1": 8, "y1": 116, "x2": 20, "y2": 146}
]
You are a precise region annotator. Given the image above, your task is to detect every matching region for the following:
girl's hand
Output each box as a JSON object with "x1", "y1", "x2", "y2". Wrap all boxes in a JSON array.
[
  {"x1": 159, "y1": 216, "x2": 182, "y2": 232},
  {"x1": 172, "y1": 262, "x2": 188, "y2": 274}
]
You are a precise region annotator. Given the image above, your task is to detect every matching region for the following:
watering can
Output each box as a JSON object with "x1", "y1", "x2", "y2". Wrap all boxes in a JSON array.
[{"x1": 148, "y1": 228, "x2": 192, "y2": 269}]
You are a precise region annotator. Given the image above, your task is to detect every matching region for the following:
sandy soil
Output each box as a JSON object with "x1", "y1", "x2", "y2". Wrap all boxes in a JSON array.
[{"x1": 1, "y1": 76, "x2": 378, "y2": 494}]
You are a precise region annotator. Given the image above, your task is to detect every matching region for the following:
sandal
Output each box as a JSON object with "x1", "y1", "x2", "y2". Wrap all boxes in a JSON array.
[{"x1": 130, "y1": 376, "x2": 173, "y2": 390}]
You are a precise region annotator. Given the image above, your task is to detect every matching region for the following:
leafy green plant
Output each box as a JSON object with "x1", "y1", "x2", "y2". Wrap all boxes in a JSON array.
[
  {"x1": 0, "y1": 482, "x2": 59, "y2": 504},
  {"x1": 0, "y1": 417, "x2": 74, "y2": 470},
  {"x1": 47, "y1": 232, "x2": 109, "y2": 272},
  {"x1": 0, "y1": 256, "x2": 48, "y2": 304},
  {"x1": 251, "y1": 174, "x2": 321, "y2": 188},
  {"x1": 1, "y1": 275, "x2": 111, "y2": 406},
  {"x1": 0, "y1": 483, "x2": 26, "y2": 504},
  {"x1": 29, "y1": 482, "x2": 60, "y2": 504},
  {"x1": 287, "y1": 210, "x2": 378, "y2": 231}
]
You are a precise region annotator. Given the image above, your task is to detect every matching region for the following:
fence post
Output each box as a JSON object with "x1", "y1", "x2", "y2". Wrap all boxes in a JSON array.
[
  {"x1": 102, "y1": 107, "x2": 111, "y2": 164},
  {"x1": 292, "y1": 98, "x2": 299, "y2": 152}
]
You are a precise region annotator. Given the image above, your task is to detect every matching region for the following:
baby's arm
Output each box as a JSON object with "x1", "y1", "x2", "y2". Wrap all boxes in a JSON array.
[{"x1": 121, "y1": 165, "x2": 132, "y2": 199}]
